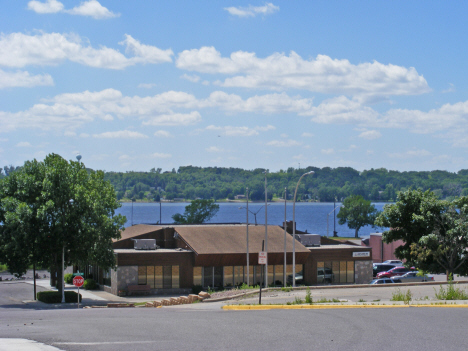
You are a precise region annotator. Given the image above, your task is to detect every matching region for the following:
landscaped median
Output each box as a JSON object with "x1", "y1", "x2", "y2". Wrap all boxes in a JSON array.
[{"x1": 223, "y1": 303, "x2": 468, "y2": 310}]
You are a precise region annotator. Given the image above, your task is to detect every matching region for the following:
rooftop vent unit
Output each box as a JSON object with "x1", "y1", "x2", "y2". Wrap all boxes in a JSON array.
[
  {"x1": 132, "y1": 239, "x2": 157, "y2": 250},
  {"x1": 296, "y1": 234, "x2": 321, "y2": 247}
]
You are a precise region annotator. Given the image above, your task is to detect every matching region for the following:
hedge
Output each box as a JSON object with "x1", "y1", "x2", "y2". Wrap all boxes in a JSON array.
[
  {"x1": 64, "y1": 273, "x2": 73, "y2": 284},
  {"x1": 83, "y1": 278, "x2": 97, "y2": 290},
  {"x1": 36, "y1": 291, "x2": 82, "y2": 303}
]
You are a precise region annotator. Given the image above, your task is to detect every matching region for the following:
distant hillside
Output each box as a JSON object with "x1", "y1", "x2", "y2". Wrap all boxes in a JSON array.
[{"x1": 103, "y1": 166, "x2": 468, "y2": 202}]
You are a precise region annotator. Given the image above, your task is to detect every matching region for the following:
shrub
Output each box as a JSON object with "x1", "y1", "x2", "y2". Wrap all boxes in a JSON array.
[
  {"x1": 434, "y1": 280, "x2": 468, "y2": 300},
  {"x1": 36, "y1": 291, "x2": 82, "y2": 303},
  {"x1": 192, "y1": 285, "x2": 203, "y2": 295},
  {"x1": 305, "y1": 287, "x2": 313, "y2": 304},
  {"x1": 391, "y1": 288, "x2": 413, "y2": 304},
  {"x1": 64, "y1": 273, "x2": 73, "y2": 284},
  {"x1": 83, "y1": 278, "x2": 97, "y2": 290}
]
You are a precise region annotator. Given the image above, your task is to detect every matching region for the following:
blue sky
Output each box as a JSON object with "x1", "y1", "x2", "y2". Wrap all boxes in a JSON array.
[{"x1": 1, "y1": 1, "x2": 468, "y2": 173}]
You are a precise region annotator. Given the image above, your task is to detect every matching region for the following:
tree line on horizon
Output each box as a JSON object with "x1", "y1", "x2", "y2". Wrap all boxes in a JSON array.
[{"x1": 100, "y1": 165, "x2": 468, "y2": 202}]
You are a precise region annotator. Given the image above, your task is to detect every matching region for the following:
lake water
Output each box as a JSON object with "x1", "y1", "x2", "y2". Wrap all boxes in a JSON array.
[{"x1": 116, "y1": 202, "x2": 390, "y2": 238}]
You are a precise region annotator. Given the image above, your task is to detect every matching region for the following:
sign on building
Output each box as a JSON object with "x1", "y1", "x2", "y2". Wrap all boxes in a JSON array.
[{"x1": 352, "y1": 251, "x2": 370, "y2": 258}]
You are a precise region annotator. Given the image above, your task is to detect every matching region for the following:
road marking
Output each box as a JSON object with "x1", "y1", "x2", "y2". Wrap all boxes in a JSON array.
[
  {"x1": 0, "y1": 338, "x2": 64, "y2": 351},
  {"x1": 223, "y1": 304, "x2": 468, "y2": 310},
  {"x1": 53, "y1": 341, "x2": 155, "y2": 345}
]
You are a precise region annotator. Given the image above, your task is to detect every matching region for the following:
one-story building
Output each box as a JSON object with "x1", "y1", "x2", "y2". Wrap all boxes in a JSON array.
[{"x1": 97, "y1": 224, "x2": 372, "y2": 295}]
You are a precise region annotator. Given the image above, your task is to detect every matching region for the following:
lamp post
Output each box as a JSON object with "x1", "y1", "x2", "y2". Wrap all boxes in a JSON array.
[
  {"x1": 246, "y1": 187, "x2": 249, "y2": 286},
  {"x1": 238, "y1": 204, "x2": 269, "y2": 226},
  {"x1": 62, "y1": 198, "x2": 74, "y2": 303},
  {"x1": 131, "y1": 198, "x2": 135, "y2": 226},
  {"x1": 283, "y1": 187, "x2": 287, "y2": 287},
  {"x1": 327, "y1": 205, "x2": 342, "y2": 237},
  {"x1": 264, "y1": 170, "x2": 268, "y2": 289},
  {"x1": 292, "y1": 171, "x2": 314, "y2": 287}
]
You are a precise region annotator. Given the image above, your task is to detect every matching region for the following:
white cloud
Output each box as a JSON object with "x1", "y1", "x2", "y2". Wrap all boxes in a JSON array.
[
  {"x1": 176, "y1": 47, "x2": 430, "y2": 98},
  {"x1": 206, "y1": 146, "x2": 224, "y2": 153},
  {"x1": 0, "y1": 69, "x2": 53, "y2": 89},
  {"x1": 302, "y1": 132, "x2": 314, "y2": 137},
  {"x1": 143, "y1": 111, "x2": 202, "y2": 126},
  {"x1": 66, "y1": 0, "x2": 119, "y2": 19},
  {"x1": 180, "y1": 74, "x2": 200, "y2": 83},
  {"x1": 255, "y1": 125, "x2": 276, "y2": 131},
  {"x1": 93, "y1": 130, "x2": 148, "y2": 139},
  {"x1": 0, "y1": 32, "x2": 173, "y2": 69},
  {"x1": 28, "y1": 0, "x2": 119, "y2": 19},
  {"x1": 266, "y1": 139, "x2": 302, "y2": 147},
  {"x1": 442, "y1": 83, "x2": 456, "y2": 93},
  {"x1": 358, "y1": 130, "x2": 382, "y2": 140},
  {"x1": 28, "y1": 0, "x2": 64, "y2": 14},
  {"x1": 388, "y1": 149, "x2": 432, "y2": 159},
  {"x1": 151, "y1": 152, "x2": 171, "y2": 158},
  {"x1": 224, "y1": 3, "x2": 279, "y2": 17},
  {"x1": 206, "y1": 125, "x2": 258, "y2": 137},
  {"x1": 321, "y1": 148, "x2": 335, "y2": 154},
  {"x1": 119, "y1": 154, "x2": 131, "y2": 160},
  {"x1": 16, "y1": 141, "x2": 32, "y2": 147},
  {"x1": 154, "y1": 130, "x2": 173, "y2": 138}
]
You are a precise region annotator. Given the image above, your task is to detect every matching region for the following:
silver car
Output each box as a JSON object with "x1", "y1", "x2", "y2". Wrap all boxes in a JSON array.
[{"x1": 397, "y1": 271, "x2": 434, "y2": 282}]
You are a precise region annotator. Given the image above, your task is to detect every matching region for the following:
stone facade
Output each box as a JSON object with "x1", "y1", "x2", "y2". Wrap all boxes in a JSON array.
[
  {"x1": 355, "y1": 260, "x2": 373, "y2": 284},
  {"x1": 111, "y1": 266, "x2": 138, "y2": 295}
]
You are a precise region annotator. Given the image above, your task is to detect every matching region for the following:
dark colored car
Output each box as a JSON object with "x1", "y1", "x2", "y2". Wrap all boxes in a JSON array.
[
  {"x1": 376, "y1": 266, "x2": 413, "y2": 279},
  {"x1": 369, "y1": 278, "x2": 400, "y2": 284},
  {"x1": 373, "y1": 263, "x2": 396, "y2": 277}
]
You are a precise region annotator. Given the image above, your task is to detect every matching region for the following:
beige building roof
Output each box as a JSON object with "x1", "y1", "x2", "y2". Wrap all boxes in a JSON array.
[{"x1": 174, "y1": 225, "x2": 310, "y2": 255}]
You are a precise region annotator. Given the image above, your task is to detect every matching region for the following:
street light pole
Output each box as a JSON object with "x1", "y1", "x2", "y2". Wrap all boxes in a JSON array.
[
  {"x1": 292, "y1": 171, "x2": 314, "y2": 287},
  {"x1": 264, "y1": 170, "x2": 268, "y2": 288},
  {"x1": 327, "y1": 205, "x2": 342, "y2": 237},
  {"x1": 246, "y1": 187, "x2": 249, "y2": 286},
  {"x1": 283, "y1": 187, "x2": 287, "y2": 287}
]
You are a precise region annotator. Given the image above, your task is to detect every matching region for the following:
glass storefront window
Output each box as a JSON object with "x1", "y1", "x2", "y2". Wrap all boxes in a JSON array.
[
  {"x1": 147, "y1": 266, "x2": 155, "y2": 288},
  {"x1": 193, "y1": 267, "x2": 202, "y2": 286},
  {"x1": 234, "y1": 266, "x2": 243, "y2": 286},
  {"x1": 138, "y1": 266, "x2": 147, "y2": 285},
  {"x1": 172, "y1": 266, "x2": 180, "y2": 288},
  {"x1": 275, "y1": 265, "x2": 284, "y2": 285},
  {"x1": 155, "y1": 266, "x2": 163, "y2": 288},
  {"x1": 340, "y1": 261, "x2": 347, "y2": 283},
  {"x1": 347, "y1": 261, "x2": 354, "y2": 283},
  {"x1": 224, "y1": 266, "x2": 233, "y2": 287},
  {"x1": 268, "y1": 265, "x2": 274, "y2": 285},
  {"x1": 163, "y1": 266, "x2": 172, "y2": 288}
]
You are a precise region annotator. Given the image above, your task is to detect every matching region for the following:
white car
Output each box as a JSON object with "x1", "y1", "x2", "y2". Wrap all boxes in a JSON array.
[
  {"x1": 382, "y1": 260, "x2": 404, "y2": 266},
  {"x1": 397, "y1": 271, "x2": 434, "y2": 282}
]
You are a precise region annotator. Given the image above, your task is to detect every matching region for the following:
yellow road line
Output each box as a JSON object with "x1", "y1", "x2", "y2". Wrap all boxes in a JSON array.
[{"x1": 223, "y1": 304, "x2": 468, "y2": 310}]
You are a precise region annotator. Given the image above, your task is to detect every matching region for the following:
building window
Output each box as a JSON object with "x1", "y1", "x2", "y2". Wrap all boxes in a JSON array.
[
  {"x1": 317, "y1": 261, "x2": 355, "y2": 284},
  {"x1": 193, "y1": 267, "x2": 202, "y2": 286},
  {"x1": 224, "y1": 266, "x2": 233, "y2": 287},
  {"x1": 138, "y1": 265, "x2": 179, "y2": 289},
  {"x1": 103, "y1": 269, "x2": 111, "y2": 287},
  {"x1": 138, "y1": 266, "x2": 147, "y2": 285}
]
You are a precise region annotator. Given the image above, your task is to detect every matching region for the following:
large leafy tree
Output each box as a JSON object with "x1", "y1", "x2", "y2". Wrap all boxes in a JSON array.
[
  {"x1": 172, "y1": 199, "x2": 219, "y2": 224},
  {"x1": 337, "y1": 195, "x2": 379, "y2": 238},
  {"x1": 375, "y1": 189, "x2": 445, "y2": 269},
  {"x1": 376, "y1": 189, "x2": 468, "y2": 279},
  {"x1": 0, "y1": 154, "x2": 126, "y2": 294},
  {"x1": 410, "y1": 199, "x2": 468, "y2": 279}
]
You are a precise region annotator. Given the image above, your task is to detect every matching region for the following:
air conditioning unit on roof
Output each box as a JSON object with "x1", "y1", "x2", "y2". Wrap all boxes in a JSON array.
[{"x1": 132, "y1": 239, "x2": 157, "y2": 250}]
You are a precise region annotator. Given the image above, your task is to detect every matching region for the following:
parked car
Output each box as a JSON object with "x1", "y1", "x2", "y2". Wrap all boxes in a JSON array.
[
  {"x1": 317, "y1": 268, "x2": 334, "y2": 283},
  {"x1": 382, "y1": 260, "x2": 404, "y2": 266},
  {"x1": 376, "y1": 266, "x2": 413, "y2": 279},
  {"x1": 287, "y1": 271, "x2": 304, "y2": 285},
  {"x1": 397, "y1": 271, "x2": 434, "y2": 282},
  {"x1": 373, "y1": 263, "x2": 397, "y2": 277},
  {"x1": 369, "y1": 278, "x2": 400, "y2": 284}
]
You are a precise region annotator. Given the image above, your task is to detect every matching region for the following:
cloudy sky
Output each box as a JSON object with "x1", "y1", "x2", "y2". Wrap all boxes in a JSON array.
[{"x1": 1, "y1": 1, "x2": 468, "y2": 172}]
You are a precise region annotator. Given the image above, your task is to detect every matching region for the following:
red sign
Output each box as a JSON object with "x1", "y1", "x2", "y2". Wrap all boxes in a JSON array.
[
  {"x1": 258, "y1": 251, "x2": 267, "y2": 265},
  {"x1": 73, "y1": 276, "x2": 84, "y2": 287}
]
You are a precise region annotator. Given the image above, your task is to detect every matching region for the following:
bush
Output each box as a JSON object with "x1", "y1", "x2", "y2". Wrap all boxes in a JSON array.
[
  {"x1": 434, "y1": 279, "x2": 468, "y2": 300},
  {"x1": 192, "y1": 285, "x2": 203, "y2": 295},
  {"x1": 83, "y1": 278, "x2": 97, "y2": 290},
  {"x1": 36, "y1": 291, "x2": 82, "y2": 303},
  {"x1": 391, "y1": 288, "x2": 413, "y2": 304},
  {"x1": 64, "y1": 273, "x2": 73, "y2": 284}
]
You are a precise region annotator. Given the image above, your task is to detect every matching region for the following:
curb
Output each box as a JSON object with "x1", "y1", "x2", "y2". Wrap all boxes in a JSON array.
[{"x1": 223, "y1": 303, "x2": 468, "y2": 310}]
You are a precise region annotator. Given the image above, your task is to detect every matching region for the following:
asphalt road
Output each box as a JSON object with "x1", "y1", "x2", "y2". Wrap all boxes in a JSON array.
[
  {"x1": 1, "y1": 305, "x2": 468, "y2": 351},
  {"x1": 1, "y1": 277, "x2": 468, "y2": 351}
]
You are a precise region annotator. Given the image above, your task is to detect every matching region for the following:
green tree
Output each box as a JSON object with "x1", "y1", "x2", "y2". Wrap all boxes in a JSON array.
[
  {"x1": 0, "y1": 154, "x2": 126, "y2": 295},
  {"x1": 375, "y1": 189, "x2": 445, "y2": 268},
  {"x1": 337, "y1": 195, "x2": 379, "y2": 238},
  {"x1": 172, "y1": 199, "x2": 219, "y2": 224},
  {"x1": 410, "y1": 199, "x2": 468, "y2": 279}
]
